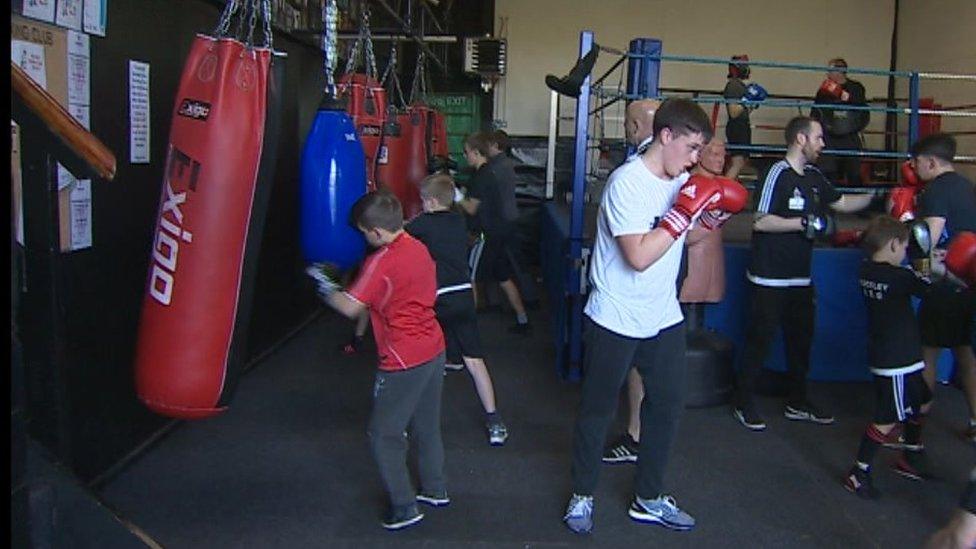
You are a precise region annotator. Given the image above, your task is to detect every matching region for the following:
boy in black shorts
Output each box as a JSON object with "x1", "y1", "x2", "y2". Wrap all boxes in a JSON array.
[
  {"x1": 407, "y1": 174, "x2": 509, "y2": 445},
  {"x1": 845, "y1": 215, "x2": 933, "y2": 499}
]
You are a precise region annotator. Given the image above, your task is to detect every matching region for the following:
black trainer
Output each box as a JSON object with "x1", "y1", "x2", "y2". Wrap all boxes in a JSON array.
[
  {"x1": 381, "y1": 504, "x2": 424, "y2": 530},
  {"x1": 784, "y1": 400, "x2": 835, "y2": 425},
  {"x1": 844, "y1": 466, "x2": 880, "y2": 499},
  {"x1": 892, "y1": 449, "x2": 934, "y2": 481},
  {"x1": 602, "y1": 434, "x2": 639, "y2": 463},
  {"x1": 732, "y1": 402, "x2": 767, "y2": 431}
]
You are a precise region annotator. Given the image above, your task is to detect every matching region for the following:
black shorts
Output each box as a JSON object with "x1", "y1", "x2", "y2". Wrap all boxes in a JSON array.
[
  {"x1": 435, "y1": 289, "x2": 484, "y2": 359},
  {"x1": 919, "y1": 281, "x2": 976, "y2": 348},
  {"x1": 872, "y1": 369, "x2": 932, "y2": 424},
  {"x1": 726, "y1": 117, "x2": 752, "y2": 156},
  {"x1": 475, "y1": 232, "x2": 516, "y2": 283}
]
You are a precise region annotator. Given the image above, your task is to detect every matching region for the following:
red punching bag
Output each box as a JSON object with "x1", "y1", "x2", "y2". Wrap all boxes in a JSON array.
[
  {"x1": 397, "y1": 109, "x2": 426, "y2": 219},
  {"x1": 134, "y1": 21, "x2": 285, "y2": 419},
  {"x1": 337, "y1": 73, "x2": 387, "y2": 190},
  {"x1": 375, "y1": 114, "x2": 410, "y2": 209}
]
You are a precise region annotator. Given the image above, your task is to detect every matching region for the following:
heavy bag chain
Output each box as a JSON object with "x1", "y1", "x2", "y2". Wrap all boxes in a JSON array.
[
  {"x1": 213, "y1": 0, "x2": 274, "y2": 49},
  {"x1": 344, "y1": 2, "x2": 378, "y2": 80},
  {"x1": 322, "y1": 0, "x2": 339, "y2": 96},
  {"x1": 381, "y1": 40, "x2": 407, "y2": 109},
  {"x1": 410, "y1": 51, "x2": 429, "y2": 105}
]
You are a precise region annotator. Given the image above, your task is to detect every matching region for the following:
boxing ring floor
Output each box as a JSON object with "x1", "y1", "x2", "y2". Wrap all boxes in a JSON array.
[{"x1": 96, "y1": 304, "x2": 972, "y2": 547}]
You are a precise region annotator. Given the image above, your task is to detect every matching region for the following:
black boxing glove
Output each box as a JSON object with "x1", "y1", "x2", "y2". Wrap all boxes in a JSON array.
[{"x1": 801, "y1": 213, "x2": 835, "y2": 240}]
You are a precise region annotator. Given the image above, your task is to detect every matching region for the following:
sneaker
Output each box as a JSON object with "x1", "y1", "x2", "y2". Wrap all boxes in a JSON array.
[
  {"x1": 844, "y1": 466, "x2": 880, "y2": 500},
  {"x1": 563, "y1": 494, "x2": 594, "y2": 534},
  {"x1": 628, "y1": 494, "x2": 696, "y2": 531},
  {"x1": 732, "y1": 403, "x2": 767, "y2": 431},
  {"x1": 416, "y1": 492, "x2": 450, "y2": 507},
  {"x1": 381, "y1": 504, "x2": 424, "y2": 530},
  {"x1": 444, "y1": 362, "x2": 465, "y2": 372},
  {"x1": 892, "y1": 449, "x2": 934, "y2": 481},
  {"x1": 880, "y1": 424, "x2": 923, "y2": 451},
  {"x1": 507, "y1": 322, "x2": 531, "y2": 335},
  {"x1": 784, "y1": 400, "x2": 835, "y2": 425},
  {"x1": 602, "y1": 434, "x2": 639, "y2": 464},
  {"x1": 487, "y1": 421, "x2": 509, "y2": 446}
]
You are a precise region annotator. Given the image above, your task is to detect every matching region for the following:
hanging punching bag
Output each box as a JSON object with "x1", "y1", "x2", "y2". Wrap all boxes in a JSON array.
[
  {"x1": 300, "y1": 96, "x2": 367, "y2": 268},
  {"x1": 337, "y1": 73, "x2": 387, "y2": 190},
  {"x1": 134, "y1": 26, "x2": 286, "y2": 419},
  {"x1": 396, "y1": 109, "x2": 425, "y2": 220},
  {"x1": 374, "y1": 113, "x2": 406, "y2": 199}
]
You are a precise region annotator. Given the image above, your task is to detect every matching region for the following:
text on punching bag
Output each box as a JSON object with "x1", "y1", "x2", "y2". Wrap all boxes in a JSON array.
[{"x1": 149, "y1": 146, "x2": 200, "y2": 305}]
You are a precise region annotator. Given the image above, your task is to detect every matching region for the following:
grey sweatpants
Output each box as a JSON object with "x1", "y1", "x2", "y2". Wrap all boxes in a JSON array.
[{"x1": 368, "y1": 352, "x2": 446, "y2": 507}]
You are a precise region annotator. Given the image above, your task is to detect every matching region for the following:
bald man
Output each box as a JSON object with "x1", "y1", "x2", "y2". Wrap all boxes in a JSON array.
[{"x1": 624, "y1": 99, "x2": 661, "y2": 154}]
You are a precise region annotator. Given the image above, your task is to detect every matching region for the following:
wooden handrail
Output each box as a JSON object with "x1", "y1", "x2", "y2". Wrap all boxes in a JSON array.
[{"x1": 11, "y1": 61, "x2": 117, "y2": 181}]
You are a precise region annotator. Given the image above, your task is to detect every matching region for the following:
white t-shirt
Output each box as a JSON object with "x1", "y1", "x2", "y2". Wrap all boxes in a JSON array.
[{"x1": 584, "y1": 157, "x2": 688, "y2": 338}]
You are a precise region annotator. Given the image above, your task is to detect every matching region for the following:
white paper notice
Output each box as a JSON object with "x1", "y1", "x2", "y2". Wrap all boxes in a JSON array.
[
  {"x1": 69, "y1": 104, "x2": 90, "y2": 129},
  {"x1": 22, "y1": 0, "x2": 56, "y2": 22},
  {"x1": 69, "y1": 179, "x2": 93, "y2": 250},
  {"x1": 67, "y1": 31, "x2": 90, "y2": 105},
  {"x1": 129, "y1": 60, "x2": 151, "y2": 164},
  {"x1": 56, "y1": 0, "x2": 83, "y2": 29},
  {"x1": 11, "y1": 40, "x2": 48, "y2": 89},
  {"x1": 82, "y1": 0, "x2": 107, "y2": 36}
]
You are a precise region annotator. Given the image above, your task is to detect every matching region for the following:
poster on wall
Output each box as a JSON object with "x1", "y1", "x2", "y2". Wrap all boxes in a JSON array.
[
  {"x1": 56, "y1": 0, "x2": 83, "y2": 30},
  {"x1": 82, "y1": 0, "x2": 107, "y2": 36},
  {"x1": 22, "y1": 0, "x2": 56, "y2": 23},
  {"x1": 129, "y1": 60, "x2": 151, "y2": 164},
  {"x1": 11, "y1": 40, "x2": 48, "y2": 89},
  {"x1": 69, "y1": 179, "x2": 93, "y2": 250},
  {"x1": 67, "y1": 30, "x2": 90, "y2": 128}
]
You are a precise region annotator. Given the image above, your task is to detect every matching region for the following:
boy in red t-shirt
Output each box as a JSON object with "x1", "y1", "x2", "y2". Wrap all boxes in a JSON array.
[{"x1": 306, "y1": 191, "x2": 447, "y2": 531}]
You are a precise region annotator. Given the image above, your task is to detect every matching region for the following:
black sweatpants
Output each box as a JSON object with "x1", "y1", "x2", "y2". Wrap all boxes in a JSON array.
[
  {"x1": 571, "y1": 318, "x2": 687, "y2": 499},
  {"x1": 819, "y1": 133, "x2": 863, "y2": 185},
  {"x1": 736, "y1": 284, "x2": 815, "y2": 405}
]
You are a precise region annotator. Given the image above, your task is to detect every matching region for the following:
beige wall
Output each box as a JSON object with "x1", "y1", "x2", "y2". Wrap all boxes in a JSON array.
[
  {"x1": 896, "y1": 0, "x2": 976, "y2": 178},
  {"x1": 494, "y1": 0, "x2": 896, "y2": 150}
]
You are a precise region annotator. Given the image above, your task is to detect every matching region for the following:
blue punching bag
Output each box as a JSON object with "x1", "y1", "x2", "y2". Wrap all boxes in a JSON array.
[{"x1": 300, "y1": 97, "x2": 368, "y2": 269}]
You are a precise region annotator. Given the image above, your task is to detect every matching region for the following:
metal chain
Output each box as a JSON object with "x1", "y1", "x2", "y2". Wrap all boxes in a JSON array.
[
  {"x1": 261, "y1": 0, "x2": 273, "y2": 49},
  {"x1": 342, "y1": 5, "x2": 363, "y2": 76},
  {"x1": 381, "y1": 41, "x2": 407, "y2": 109},
  {"x1": 323, "y1": 0, "x2": 338, "y2": 94},
  {"x1": 214, "y1": 0, "x2": 239, "y2": 38},
  {"x1": 246, "y1": 0, "x2": 259, "y2": 47},
  {"x1": 362, "y1": 3, "x2": 377, "y2": 79}
]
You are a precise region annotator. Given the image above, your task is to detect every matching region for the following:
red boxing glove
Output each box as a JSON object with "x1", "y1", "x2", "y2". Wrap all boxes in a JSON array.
[
  {"x1": 819, "y1": 79, "x2": 851, "y2": 102},
  {"x1": 700, "y1": 177, "x2": 749, "y2": 230},
  {"x1": 900, "y1": 160, "x2": 922, "y2": 187},
  {"x1": 946, "y1": 232, "x2": 976, "y2": 287},
  {"x1": 887, "y1": 186, "x2": 917, "y2": 222},
  {"x1": 831, "y1": 229, "x2": 864, "y2": 248},
  {"x1": 661, "y1": 174, "x2": 722, "y2": 238}
]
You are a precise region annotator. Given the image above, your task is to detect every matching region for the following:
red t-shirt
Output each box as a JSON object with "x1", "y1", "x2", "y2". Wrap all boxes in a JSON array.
[{"x1": 346, "y1": 233, "x2": 445, "y2": 371}]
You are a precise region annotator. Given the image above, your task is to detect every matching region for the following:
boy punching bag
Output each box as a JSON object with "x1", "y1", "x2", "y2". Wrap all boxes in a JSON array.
[{"x1": 134, "y1": 1, "x2": 285, "y2": 419}]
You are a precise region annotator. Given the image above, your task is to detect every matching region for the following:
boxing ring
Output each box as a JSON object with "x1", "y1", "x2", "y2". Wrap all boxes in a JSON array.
[{"x1": 541, "y1": 31, "x2": 974, "y2": 384}]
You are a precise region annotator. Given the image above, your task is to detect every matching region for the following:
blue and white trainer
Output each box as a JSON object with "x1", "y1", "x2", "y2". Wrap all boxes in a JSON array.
[
  {"x1": 563, "y1": 494, "x2": 594, "y2": 534},
  {"x1": 628, "y1": 494, "x2": 695, "y2": 531}
]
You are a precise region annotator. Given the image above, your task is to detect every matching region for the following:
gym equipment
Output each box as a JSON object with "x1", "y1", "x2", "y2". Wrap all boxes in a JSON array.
[{"x1": 135, "y1": 0, "x2": 285, "y2": 419}]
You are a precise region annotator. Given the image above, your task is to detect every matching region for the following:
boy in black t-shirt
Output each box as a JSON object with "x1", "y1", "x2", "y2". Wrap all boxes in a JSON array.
[
  {"x1": 912, "y1": 133, "x2": 976, "y2": 442},
  {"x1": 407, "y1": 173, "x2": 509, "y2": 446},
  {"x1": 845, "y1": 216, "x2": 933, "y2": 499}
]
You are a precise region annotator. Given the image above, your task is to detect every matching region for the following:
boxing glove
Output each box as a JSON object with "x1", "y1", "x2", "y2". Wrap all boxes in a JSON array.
[
  {"x1": 900, "y1": 160, "x2": 922, "y2": 188},
  {"x1": 660, "y1": 175, "x2": 723, "y2": 238},
  {"x1": 305, "y1": 262, "x2": 342, "y2": 299},
  {"x1": 907, "y1": 220, "x2": 933, "y2": 275},
  {"x1": 699, "y1": 177, "x2": 749, "y2": 230},
  {"x1": 819, "y1": 79, "x2": 851, "y2": 102},
  {"x1": 830, "y1": 229, "x2": 863, "y2": 248},
  {"x1": 945, "y1": 232, "x2": 976, "y2": 287},
  {"x1": 801, "y1": 213, "x2": 835, "y2": 240},
  {"x1": 888, "y1": 186, "x2": 917, "y2": 222},
  {"x1": 744, "y1": 82, "x2": 769, "y2": 103}
]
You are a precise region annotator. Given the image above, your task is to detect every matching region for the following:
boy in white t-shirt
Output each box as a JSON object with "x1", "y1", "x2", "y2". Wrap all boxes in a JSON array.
[{"x1": 563, "y1": 98, "x2": 740, "y2": 534}]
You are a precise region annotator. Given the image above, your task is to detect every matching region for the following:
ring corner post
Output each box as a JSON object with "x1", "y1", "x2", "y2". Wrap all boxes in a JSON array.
[{"x1": 908, "y1": 71, "x2": 920, "y2": 148}]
